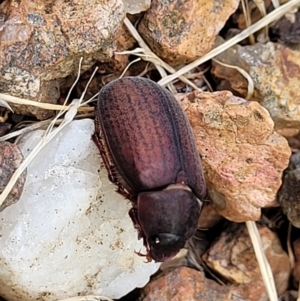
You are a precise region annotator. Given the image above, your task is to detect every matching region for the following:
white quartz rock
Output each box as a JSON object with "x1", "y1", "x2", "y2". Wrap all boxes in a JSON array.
[
  {"x1": 0, "y1": 119, "x2": 160, "y2": 301},
  {"x1": 123, "y1": 0, "x2": 151, "y2": 14}
]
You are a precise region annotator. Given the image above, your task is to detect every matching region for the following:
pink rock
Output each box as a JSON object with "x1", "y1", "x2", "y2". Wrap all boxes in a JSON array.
[
  {"x1": 141, "y1": 267, "x2": 233, "y2": 301},
  {"x1": 278, "y1": 151, "x2": 300, "y2": 228},
  {"x1": 178, "y1": 90, "x2": 291, "y2": 222},
  {"x1": 0, "y1": 142, "x2": 26, "y2": 211}
]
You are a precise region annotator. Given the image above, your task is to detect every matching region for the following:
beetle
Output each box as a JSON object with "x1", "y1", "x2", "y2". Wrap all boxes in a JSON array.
[{"x1": 93, "y1": 77, "x2": 206, "y2": 262}]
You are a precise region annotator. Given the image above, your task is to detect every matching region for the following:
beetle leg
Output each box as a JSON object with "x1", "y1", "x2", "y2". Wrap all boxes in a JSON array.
[
  {"x1": 129, "y1": 207, "x2": 152, "y2": 257},
  {"x1": 129, "y1": 208, "x2": 143, "y2": 238},
  {"x1": 93, "y1": 113, "x2": 134, "y2": 200},
  {"x1": 134, "y1": 249, "x2": 152, "y2": 263},
  {"x1": 92, "y1": 130, "x2": 116, "y2": 182},
  {"x1": 129, "y1": 208, "x2": 153, "y2": 262}
]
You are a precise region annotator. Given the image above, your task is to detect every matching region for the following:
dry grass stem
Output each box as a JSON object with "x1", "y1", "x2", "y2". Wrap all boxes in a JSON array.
[
  {"x1": 253, "y1": 0, "x2": 269, "y2": 40},
  {"x1": 212, "y1": 58, "x2": 254, "y2": 100},
  {"x1": 115, "y1": 46, "x2": 176, "y2": 92},
  {"x1": 0, "y1": 59, "x2": 96, "y2": 207},
  {"x1": 202, "y1": 76, "x2": 213, "y2": 92},
  {"x1": 123, "y1": 17, "x2": 202, "y2": 92},
  {"x1": 241, "y1": 0, "x2": 256, "y2": 44},
  {"x1": 183, "y1": 66, "x2": 210, "y2": 79},
  {"x1": 122, "y1": 20, "x2": 175, "y2": 91},
  {"x1": 0, "y1": 111, "x2": 94, "y2": 143},
  {"x1": 0, "y1": 101, "x2": 78, "y2": 206},
  {"x1": 119, "y1": 57, "x2": 142, "y2": 79},
  {"x1": 0, "y1": 58, "x2": 93, "y2": 113},
  {"x1": 287, "y1": 222, "x2": 295, "y2": 268},
  {"x1": 253, "y1": 0, "x2": 267, "y2": 17},
  {"x1": 0, "y1": 99, "x2": 14, "y2": 112},
  {"x1": 137, "y1": 62, "x2": 152, "y2": 77},
  {"x1": 246, "y1": 221, "x2": 278, "y2": 301},
  {"x1": 158, "y1": 0, "x2": 300, "y2": 86},
  {"x1": 0, "y1": 119, "x2": 56, "y2": 142},
  {"x1": 271, "y1": 0, "x2": 280, "y2": 8},
  {"x1": 0, "y1": 93, "x2": 93, "y2": 112}
]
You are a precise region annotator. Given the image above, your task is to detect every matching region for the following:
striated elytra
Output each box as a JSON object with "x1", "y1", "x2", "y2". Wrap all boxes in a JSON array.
[{"x1": 93, "y1": 77, "x2": 206, "y2": 262}]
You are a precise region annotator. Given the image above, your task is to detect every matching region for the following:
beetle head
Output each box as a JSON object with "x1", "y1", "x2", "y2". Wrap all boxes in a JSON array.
[{"x1": 136, "y1": 184, "x2": 202, "y2": 262}]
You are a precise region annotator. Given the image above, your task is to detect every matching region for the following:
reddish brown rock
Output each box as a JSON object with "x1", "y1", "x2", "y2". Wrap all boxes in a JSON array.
[
  {"x1": 0, "y1": 0, "x2": 125, "y2": 119},
  {"x1": 278, "y1": 151, "x2": 300, "y2": 228},
  {"x1": 141, "y1": 267, "x2": 235, "y2": 301},
  {"x1": 203, "y1": 224, "x2": 291, "y2": 301},
  {"x1": 0, "y1": 142, "x2": 26, "y2": 211},
  {"x1": 233, "y1": 0, "x2": 272, "y2": 30},
  {"x1": 212, "y1": 40, "x2": 300, "y2": 129},
  {"x1": 178, "y1": 91, "x2": 291, "y2": 222},
  {"x1": 138, "y1": 0, "x2": 240, "y2": 65},
  {"x1": 270, "y1": 9, "x2": 300, "y2": 47},
  {"x1": 198, "y1": 202, "x2": 224, "y2": 229},
  {"x1": 0, "y1": 123, "x2": 11, "y2": 137},
  {"x1": 287, "y1": 132, "x2": 300, "y2": 149},
  {"x1": 142, "y1": 224, "x2": 290, "y2": 301}
]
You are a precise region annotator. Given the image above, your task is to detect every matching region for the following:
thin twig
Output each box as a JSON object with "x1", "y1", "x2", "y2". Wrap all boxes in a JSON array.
[
  {"x1": 241, "y1": 0, "x2": 256, "y2": 44},
  {"x1": 123, "y1": 17, "x2": 202, "y2": 91},
  {"x1": 0, "y1": 93, "x2": 93, "y2": 112},
  {"x1": 253, "y1": 0, "x2": 269, "y2": 41},
  {"x1": 0, "y1": 119, "x2": 56, "y2": 142},
  {"x1": 0, "y1": 60, "x2": 97, "y2": 207},
  {"x1": 246, "y1": 221, "x2": 278, "y2": 301},
  {"x1": 271, "y1": 0, "x2": 280, "y2": 8},
  {"x1": 0, "y1": 99, "x2": 14, "y2": 112},
  {"x1": 287, "y1": 222, "x2": 295, "y2": 268},
  {"x1": 212, "y1": 58, "x2": 254, "y2": 100},
  {"x1": 123, "y1": 18, "x2": 175, "y2": 92},
  {"x1": 119, "y1": 58, "x2": 141, "y2": 79}
]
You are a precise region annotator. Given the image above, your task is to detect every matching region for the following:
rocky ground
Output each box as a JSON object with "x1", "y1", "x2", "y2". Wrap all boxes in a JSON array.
[{"x1": 0, "y1": 0, "x2": 300, "y2": 300}]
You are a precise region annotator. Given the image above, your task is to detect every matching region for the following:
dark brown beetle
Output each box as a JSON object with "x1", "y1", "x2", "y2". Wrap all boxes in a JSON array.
[{"x1": 93, "y1": 77, "x2": 206, "y2": 262}]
